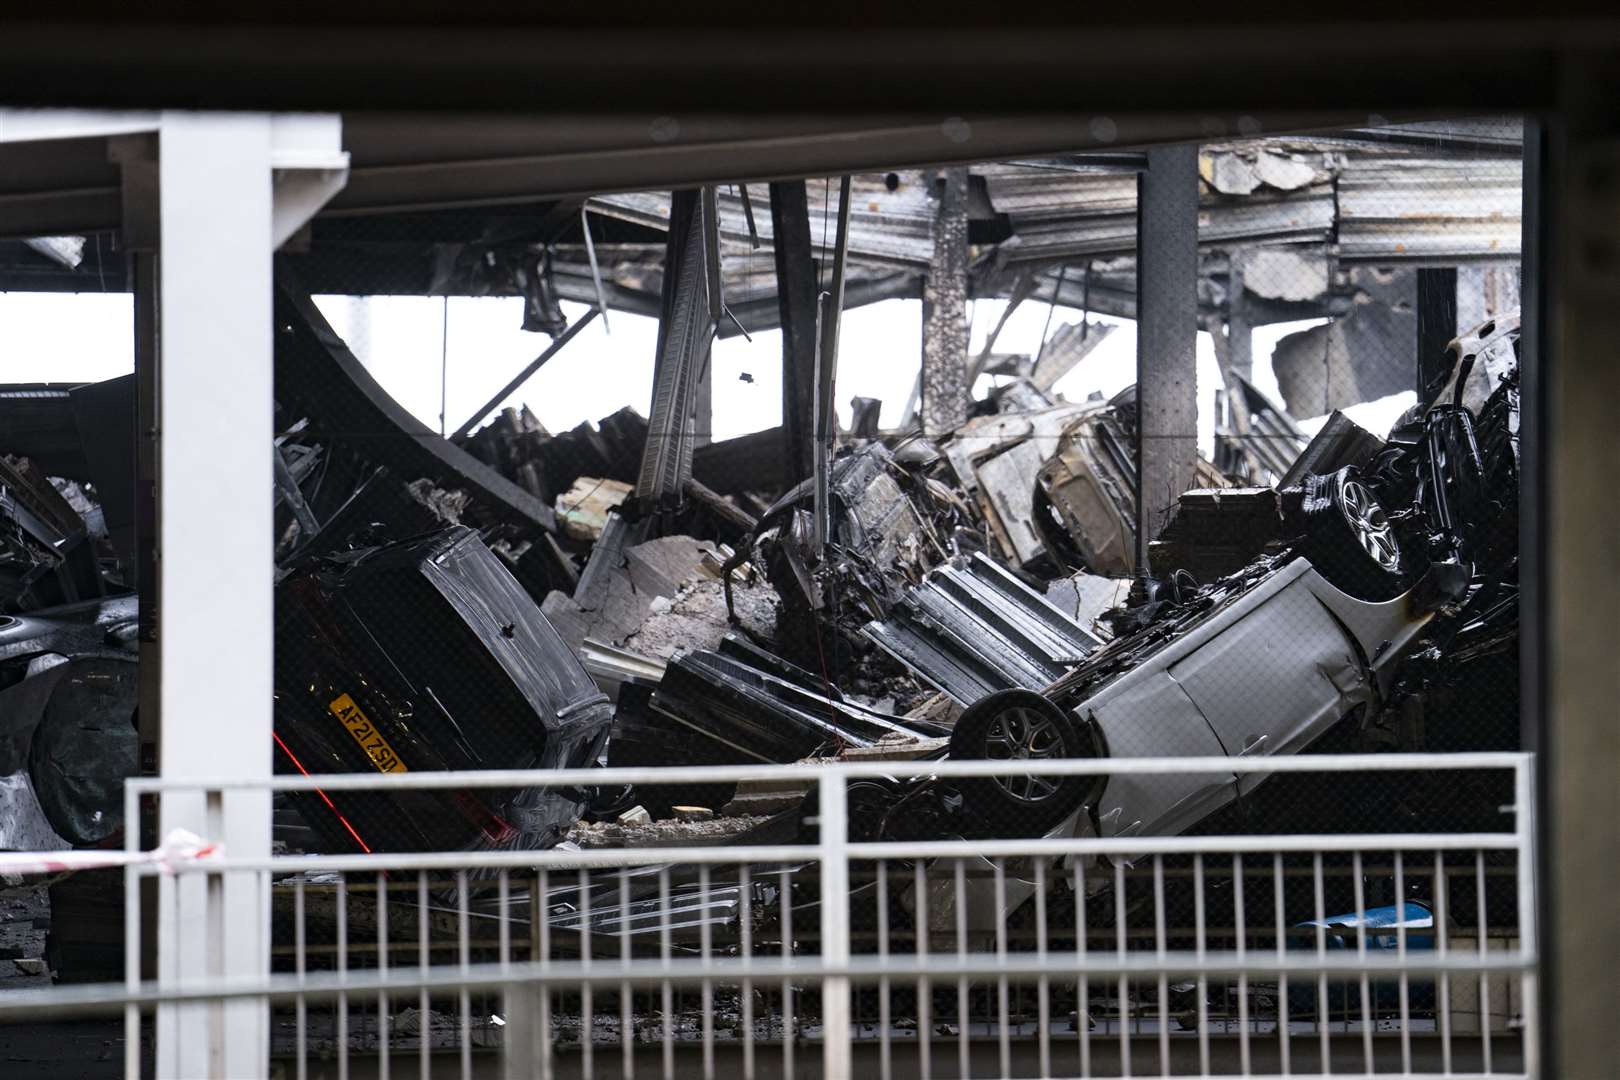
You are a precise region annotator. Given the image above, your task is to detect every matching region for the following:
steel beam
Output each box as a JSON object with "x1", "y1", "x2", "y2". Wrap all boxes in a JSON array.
[
  {"x1": 770, "y1": 180, "x2": 819, "y2": 485},
  {"x1": 635, "y1": 189, "x2": 716, "y2": 509},
  {"x1": 450, "y1": 308, "x2": 598, "y2": 440},
  {"x1": 920, "y1": 166, "x2": 970, "y2": 436},
  {"x1": 1134, "y1": 144, "x2": 1201, "y2": 569},
  {"x1": 273, "y1": 270, "x2": 558, "y2": 532}
]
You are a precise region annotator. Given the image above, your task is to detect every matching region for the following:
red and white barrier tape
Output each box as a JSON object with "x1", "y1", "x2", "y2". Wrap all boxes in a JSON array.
[{"x1": 0, "y1": 829, "x2": 219, "y2": 877}]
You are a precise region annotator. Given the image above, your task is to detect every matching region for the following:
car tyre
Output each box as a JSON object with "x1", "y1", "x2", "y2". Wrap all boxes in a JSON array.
[
  {"x1": 948, "y1": 689, "x2": 1096, "y2": 835},
  {"x1": 1300, "y1": 467, "x2": 1407, "y2": 601}
]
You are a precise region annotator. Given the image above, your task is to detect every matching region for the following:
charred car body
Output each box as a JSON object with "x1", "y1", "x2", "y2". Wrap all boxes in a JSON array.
[
  {"x1": 852, "y1": 313, "x2": 1521, "y2": 851},
  {"x1": 274, "y1": 525, "x2": 614, "y2": 855}
]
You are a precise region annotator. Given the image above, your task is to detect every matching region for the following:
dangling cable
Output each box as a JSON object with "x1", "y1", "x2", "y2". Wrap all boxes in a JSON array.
[
  {"x1": 580, "y1": 203, "x2": 612, "y2": 334},
  {"x1": 1034, "y1": 263, "x2": 1069, "y2": 369},
  {"x1": 439, "y1": 295, "x2": 449, "y2": 437}
]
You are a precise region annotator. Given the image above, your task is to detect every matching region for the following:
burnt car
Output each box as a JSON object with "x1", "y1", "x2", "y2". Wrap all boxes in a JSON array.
[
  {"x1": 273, "y1": 526, "x2": 614, "y2": 855},
  {"x1": 865, "y1": 311, "x2": 1522, "y2": 849},
  {"x1": 737, "y1": 441, "x2": 969, "y2": 664},
  {"x1": 1033, "y1": 386, "x2": 1229, "y2": 577}
]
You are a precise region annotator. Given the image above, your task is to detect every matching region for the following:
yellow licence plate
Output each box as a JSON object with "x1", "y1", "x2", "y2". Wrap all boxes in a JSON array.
[{"x1": 327, "y1": 693, "x2": 408, "y2": 774}]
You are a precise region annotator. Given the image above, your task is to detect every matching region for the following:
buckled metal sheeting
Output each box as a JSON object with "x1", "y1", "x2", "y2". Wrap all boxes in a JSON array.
[
  {"x1": 651, "y1": 634, "x2": 934, "y2": 762},
  {"x1": 635, "y1": 190, "x2": 718, "y2": 508},
  {"x1": 862, "y1": 551, "x2": 1104, "y2": 703}
]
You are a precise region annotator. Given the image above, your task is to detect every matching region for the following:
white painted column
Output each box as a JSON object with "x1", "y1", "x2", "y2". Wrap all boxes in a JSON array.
[{"x1": 155, "y1": 112, "x2": 277, "y2": 1080}]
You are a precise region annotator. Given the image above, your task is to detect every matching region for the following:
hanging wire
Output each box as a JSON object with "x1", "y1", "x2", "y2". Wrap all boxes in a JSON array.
[
  {"x1": 580, "y1": 203, "x2": 612, "y2": 334},
  {"x1": 1034, "y1": 263, "x2": 1069, "y2": 368},
  {"x1": 1081, "y1": 259, "x2": 1093, "y2": 340},
  {"x1": 438, "y1": 295, "x2": 449, "y2": 437}
]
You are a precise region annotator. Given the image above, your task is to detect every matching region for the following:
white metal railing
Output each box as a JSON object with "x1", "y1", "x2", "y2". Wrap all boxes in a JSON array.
[{"x1": 0, "y1": 751, "x2": 1537, "y2": 1079}]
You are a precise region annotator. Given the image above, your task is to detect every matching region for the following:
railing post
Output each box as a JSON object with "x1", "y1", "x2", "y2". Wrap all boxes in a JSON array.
[
  {"x1": 818, "y1": 770, "x2": 852, "y2": 1080},
  {"x1": 123, "y1": 780, "x2": 141, "y2": 1080},
  {"x1": 1515, "y1": 754, "x2": 1540, "y2": 1077}
]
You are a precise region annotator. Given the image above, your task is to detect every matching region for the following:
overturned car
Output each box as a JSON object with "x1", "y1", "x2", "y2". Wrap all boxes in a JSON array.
[
  {"x1": 856, "y1": 312, "x2": 1521, "y2": 847},
  {"x1": 274, "y1": 525, "x2": 615, "y2": 855}
]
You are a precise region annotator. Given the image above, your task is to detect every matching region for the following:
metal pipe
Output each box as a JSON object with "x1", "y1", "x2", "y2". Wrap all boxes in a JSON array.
[
  {"x1": 128, "y1": 749, "x2": 1536, "y2": 795},
  {"x1": 145, "y1": 830, "x2": 1526, "y2": 878},
  {"x1": 810, "y1": 175, "x2": 853, "y2": 557},
  {"x1": 811, "y1": 288, "x2": 830, "y2": 558},
  {"x1": 737, "y1": 183, "x2": 761, "y2": 249},
  {"x1": 702, "y1": 184, "x2": 724, "y2": 322},
  {"x1": 818, "y1": 771, "x2": 852, "y2": 1079},
  {"x1": 1033, "y1": 262, "x2": 1067, "y2": 368},
  {"x1": 0, "y1": 949, "x2": 1535, "y2": 1020}
]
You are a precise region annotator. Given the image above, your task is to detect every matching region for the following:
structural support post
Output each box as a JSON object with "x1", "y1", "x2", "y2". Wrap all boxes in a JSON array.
[
  {"x1": 110, "y1": 132, "x2": 164, "y2": 815},
  {"x1": 811, "y1": 176, "x2": 852, "y2": 558},
  {"x1": 1226, "y1": 250, "x2": 1253, "y2": 382},
  {"x1": 920, "y1": 166, "x2": 970, "y2": 436},
  {"x1": 1544, "y1": 75, "x2": 1620, "y2": 1079},
  {"x1": 770, "y1": 180, "x2": 820, "y2": 485},
  {"x1": 154, "y1": 113, "x2": 277, "y2": 1079},
  {"x1": 1134, "y1": 144, "x2": 1200, "y2": 571},
  {"x1": 139, "y1": 111, "x2": 346, "y2": 1080},
  {"x1": 817, "y1": 771, "x2": 852, "y2": 1080},
  {"x1": 635, "y1": 189, "x2": 717, "y2": 510}
]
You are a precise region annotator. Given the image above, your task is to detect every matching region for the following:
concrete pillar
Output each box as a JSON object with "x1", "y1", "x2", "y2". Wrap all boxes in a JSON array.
[
  {"x1": 137, "y1": 111, "x2": 346, "y2": 1079},
  {"x1": 920, "y1": 166, "x2": 970, "y2": 436},
  {"x1": 154, "y1": 112, "x2": 277, "y2": 1079},
  {"x1": 1540, "y1": 86, "x2": 1620, "y2": 1078},
  {"x1": 1226, "y1": 250, "x2": 1253, "y2": 382},
  {"x1": 1135, "y1": 144, "x2": 1200, "y2": 568}
]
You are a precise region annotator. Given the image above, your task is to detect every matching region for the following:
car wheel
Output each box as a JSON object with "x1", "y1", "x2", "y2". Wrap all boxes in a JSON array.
[
  {"x1": 948, "y1": 689, "x2": 1096, "y2": 835},
  {"x1": 1301, "y1": 467, "x2": 1406, "y2": 600}
]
